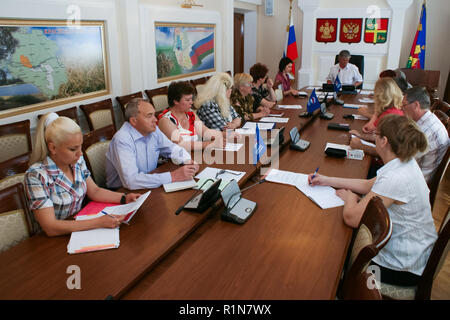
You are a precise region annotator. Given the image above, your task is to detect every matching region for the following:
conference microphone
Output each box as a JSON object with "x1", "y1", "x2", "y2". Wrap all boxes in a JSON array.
[
  {"x1": 240, "y1": 178, "x2": 266, "y2": 193},
  {"x1": 175, "y1": 178, "x2": 216, "y2": 215}
]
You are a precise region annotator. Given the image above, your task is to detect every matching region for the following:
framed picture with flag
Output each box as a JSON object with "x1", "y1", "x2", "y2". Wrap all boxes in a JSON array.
[
  {"x1": 155, "y1": 22, "x2": 215, "y2": 83},
  {"x1": 364, "y1": 18, "x2": 389, "y2": 44}
]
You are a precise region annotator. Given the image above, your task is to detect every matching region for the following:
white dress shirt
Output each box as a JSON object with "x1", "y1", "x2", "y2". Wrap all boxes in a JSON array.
[
  {"x1": 105, "y1": 122, "x2": 191, "y2": 190},
  {"x1": 371, "y1": 158, "x2": 437, "y2": 276},
  {"x1": 415, "y1": 110, "x2": 449, "y2": 182},
  {"x1": 326, "y1": 63, "x2": 363, "y2": 85}
]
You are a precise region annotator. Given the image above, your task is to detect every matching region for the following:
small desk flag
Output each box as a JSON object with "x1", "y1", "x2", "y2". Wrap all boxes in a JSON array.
[
  {"x1": 307, "y1": 89, "x2": 321, "y2": 113},
  {"x1": 253, "y1": 124, "x2": 266, "y2": 165},
  {"x1": 334, "y1": 75, "x2": 342, "y2": 92}
]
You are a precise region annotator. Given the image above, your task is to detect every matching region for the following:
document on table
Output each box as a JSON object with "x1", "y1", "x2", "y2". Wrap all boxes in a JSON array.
[
  {"x1": 343, "y1": 104, "x2": 364, "y2": 109},
  {"x1": 359, "y1": 90, "x2": 374, "y2": 95},
  {"x1": 163, "y1": 179, "x2": 197, "y2": 192},
  {"x1": 267, "y1": 113, "x2": 284, "y2": 117},
  {"x1": 68, "y1": 213, "x2": 120, "y2": 254},
  {"x1": 265, "y1": 169, "x2": 344, "y2": 209},
  {"x1": 353, "y1": 114, "x2": 369, "y2": 120},
  {"x1": 101, "y1": 190, "x2": 151, "y2": 223},
  {"x1": 259, "y1": 117, "x2": 289, "y2": 123},
  {"x1": 277, "y1": 105, "x2": 302, "y2": 110},
  {"x1": 359, "y1": 98, "x2": 374, "y2": 103},
  {"x1": 242, "y1": 122, "x2": 275, "y2": 130},
  {"x1": 213, "y1": 143, "x2": 243, "y2": 152}
]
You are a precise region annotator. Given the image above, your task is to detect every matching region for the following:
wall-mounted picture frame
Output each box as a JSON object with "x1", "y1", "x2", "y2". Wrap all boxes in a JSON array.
[
  {"x1": 0, "y1": 19, "x2": 110, "y2": 119},
  {"x1": 265, "y1": 0, "x2": 274, "y2": 17},
  {"x1": 155, "y1": 22, "x2": 216, "y2": 83}
]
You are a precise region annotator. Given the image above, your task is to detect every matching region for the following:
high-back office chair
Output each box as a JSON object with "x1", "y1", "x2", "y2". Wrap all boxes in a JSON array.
[
  {"x1": 116, "y1": 91, "x2": 143, "y2": 116},
  {"x1": 0, "y1": 120, "x2": 32, "y2": 163},
  {"x1": 380, "y1": 207, "x2": 450, "y2": 300},
  {"x1": 82, "y1": 125, "x2": 115, "y2": 188},
  {"x1": 334, "y1": 54, "x2": 364, "y2": 89},
  {"x1": 0, "y1": 152, "x2": 30, "y2": 191},
  {"x1": 338, "y1": 196, "x2": 392, "y2": 300},
  {"x1": 38, "y1": 106, "x2": 80, "y2": 124},
  {"x1": 0, "y1": 183, "x2": 33, "y2": 253},
  {"x1": 428, "y1": 147, "x2": 450, "y2": 211},
  {"x1": 144, "y1": 87, "x2": 169, "y2": 116},
  {"x1": 80, "y1": 98, "x2": 117, "y2": 131}
]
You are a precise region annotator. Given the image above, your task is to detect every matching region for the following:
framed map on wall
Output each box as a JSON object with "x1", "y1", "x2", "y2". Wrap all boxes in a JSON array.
[
  {"x1": 155, "y1": 22, "x2": 215, "y2": 83},
  {"x1": 0, "y1": 20, "x2": 109, "y2": 118}
]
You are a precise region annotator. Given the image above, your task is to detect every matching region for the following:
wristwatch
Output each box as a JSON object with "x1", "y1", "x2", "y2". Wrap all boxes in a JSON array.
[{"x1": 120, "y1": 193, "x2": 127, "y2": 204}]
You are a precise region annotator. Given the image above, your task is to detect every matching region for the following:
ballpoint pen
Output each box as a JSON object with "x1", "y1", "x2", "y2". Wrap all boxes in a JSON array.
[
  {"x1": 101, "y1": 211, "x2": 129, "y2": 225},
  {"x1": 310, "y1": 167, "x2": 319, "y2": 184}
]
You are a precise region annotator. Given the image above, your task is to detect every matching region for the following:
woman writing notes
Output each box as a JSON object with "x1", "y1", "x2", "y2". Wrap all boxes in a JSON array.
[
  {"x1": 309, "y1": 114, "x2": 437, "y2": 287},
  {"x1": 25, "y1": 113, "x2": 140, "y2": 236}
]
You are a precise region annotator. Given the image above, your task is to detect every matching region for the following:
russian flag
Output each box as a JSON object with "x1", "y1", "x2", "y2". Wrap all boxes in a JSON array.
[
  {"x1": 190, "y1": 33, "x2": 214, "y2": 67},
  {"x1": 284, "y1": 15, "x2": 298, "y2": 75}
]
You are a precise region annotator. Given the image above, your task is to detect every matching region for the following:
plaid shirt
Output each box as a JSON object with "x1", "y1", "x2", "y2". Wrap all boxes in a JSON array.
[
  {"x1": 416, "y1": 111, "x2": 449, "y2": 183},
  {"x1": 196, "y1": 99, "x2": 240, "y2": 130},
  {"x1": 25, "y1": 156, "x2": 91, "y2": 220}
]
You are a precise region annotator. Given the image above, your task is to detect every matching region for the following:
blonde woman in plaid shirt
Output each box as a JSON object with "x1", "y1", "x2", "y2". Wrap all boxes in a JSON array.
[{"x1": 25, "y1": 113, "x2": 140, "y2": 236}]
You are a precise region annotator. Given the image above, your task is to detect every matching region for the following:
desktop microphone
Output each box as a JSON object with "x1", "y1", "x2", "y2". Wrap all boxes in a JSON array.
[{"x1": 175, "y1": 178, "x2": 214, "y2": 215}]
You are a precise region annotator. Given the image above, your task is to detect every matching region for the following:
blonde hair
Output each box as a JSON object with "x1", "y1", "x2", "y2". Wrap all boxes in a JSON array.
[
  {"x1": 234, "y1": 73, "x2": 253, "y2": 88},
  {"x1": 378, "y1": 114, "x2": 428, "y2": 162},
  {"x1": 373, "y1": 77, "x2": 403, "y2": 115},
  {"x1": 194, "y1": 72, "x2": 233, "y2": 118},
  {"x1": 30, "y1": 114, "x2": 82, "y2": 165}
]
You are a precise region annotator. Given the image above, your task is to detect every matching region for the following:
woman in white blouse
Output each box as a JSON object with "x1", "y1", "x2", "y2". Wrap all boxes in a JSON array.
[{"x1": 308, "y1": 114, "x2": 438, "y2": 286}]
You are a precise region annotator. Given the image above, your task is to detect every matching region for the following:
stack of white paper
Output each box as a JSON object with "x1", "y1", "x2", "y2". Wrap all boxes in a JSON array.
[
  {"x1": 213, "y1": 143, "x2": 243, "y2": 152},
  {"x1": 242, "y1": 122, "x2": 275, "y2": 130},
  {"x1": 68, "y1": 213, "x2": 120, "y2": 254},
  {"x1": 277, "y1": 105, "x2": 302, "y2": 110},
  {"x1": 259, "y1": 117, "x2": 289, "y2": 123},
  {"x1": 265, "y1": 169, "x2": 344, "y2": 209},
  {"x1": 163, "y1": 179, "x2": 197, "y2": 192}
]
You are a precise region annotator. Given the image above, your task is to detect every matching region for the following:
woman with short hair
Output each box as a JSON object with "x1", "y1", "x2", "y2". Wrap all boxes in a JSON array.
[
  {"x1": 275, "y1": 57, "x2": 299, "y2": 96},
  {"x1": 194, "y1": 72, "x2": 242, "y2": 131},
  {"x1": 158, "y1": 81, "x2": 225, "y2": 151},
  {"x1": 309, "y1": 114, "x2": 437, "y2": 286},
  {"x1": 230, "y1": 73, "x2": 269, "y2": 121},
  {"x1": 249, "y1": 63, "x2": 277, "y2": 111},
  {"x1": 25, "y1": 113, "x2": 140, "y2": 236}
]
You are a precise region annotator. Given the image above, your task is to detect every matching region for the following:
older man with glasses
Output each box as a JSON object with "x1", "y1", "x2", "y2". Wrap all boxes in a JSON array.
[{"x1": 401, "y1": 87, "x2": 449, "y2": 182}]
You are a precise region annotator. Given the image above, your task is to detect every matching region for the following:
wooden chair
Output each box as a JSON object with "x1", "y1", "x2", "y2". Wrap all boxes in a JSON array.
[
  {"x1": 37, "y1": 106, "x2": 80, "y2": 124},
  {"x1": 380, "y1": 207, "x2": 450, "y2": 300},
  {"x1": 82, "y1": 125, "x2": 115, "y2": 188},
  {"x1": 400, "y1": 68, "x2": 440, "y2": 100},
  {"x1": 0, "y1": 152, "x2": 30, "y2": 191},
  {"x1": 80, "y1": 98, "x2": 117, "y2": 131},
  {"x1": 144, "y1": 87, "x2": 169, "y2": 115},
  {"x1": 116, "y1": 91, "x2": 143, "y2": 116},
  {"x1": 337, "y1": 196, "x2": 392, "y2": 300},
  {"x1": 431, "y1": 99, "x2": 450, "y2": 117},
  {"x1": 0, "y1": 120, "x2": 32, "y2": 163},
  {"x1": 428, "y1": 147, "x2": 450, "y2": 211},
  {"x1": 0, "y1": 183, "x2": 33, "y2": 253}
]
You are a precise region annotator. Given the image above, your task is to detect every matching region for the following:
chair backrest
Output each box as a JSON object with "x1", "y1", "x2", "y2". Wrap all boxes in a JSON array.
[
  {"x1": 416, "y1": 207, "x2": 450, "y2": 300},
  {"x1": 116, "y1": 91, "x2": 143, "y2": 116},
  {"x1": 79, "y1": 98, "x2": 117, "y2": 131},
  {"x1": 0, "y1": 120, "x2": 32, "y2": 163},
  {"x1": 334, "y1": 54, "x2": 364, "y2": 89},
  {"x1": 0, "y1": 152, "x2": 30, "y2": 191},
  {"x1": 38, "y1": 106, "x2": 80, "y2": 124},
  {"x1": 145, "y1": 87, "x2": 169, "y2": 115},
  {"x1": 431, "y1": 99, "x2": 450, "y2": 117},
  {"x1": 400, "y1": 68, "x2": 440, "y2": 100},
  {"x1": 0, "y1": 183, "x2": 33, "y2": 252},
  {"x1": 82, "y1": 125, "x2": 115, "y2": 188},
  {"x1": 428, "y1": 147, "x2": 450, "y2": 210},
  {"x1": 338, "y1": 196, "x2": 392, "y2": 299}
]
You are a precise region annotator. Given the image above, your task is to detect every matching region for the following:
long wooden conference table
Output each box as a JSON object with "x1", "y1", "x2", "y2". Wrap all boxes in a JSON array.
[{"x1": 0, "y1": 89, "x2": 372, "y2": 300}]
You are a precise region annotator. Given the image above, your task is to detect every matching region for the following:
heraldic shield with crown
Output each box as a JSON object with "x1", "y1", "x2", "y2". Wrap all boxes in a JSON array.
[{"x1": 316, "y1": 18, "x2": 338, "y2": 43}]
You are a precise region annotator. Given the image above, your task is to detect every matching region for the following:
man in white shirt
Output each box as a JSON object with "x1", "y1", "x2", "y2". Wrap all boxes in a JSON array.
[
  {"x1": 106, "y1": 98, "x2": 199, "y2": 190},
  {"x1": 401, "y1": 87, "x2": 449, "y2": 183},
  {"x1": 326, "y1": 50, "x2": 363, "y2": 87}
]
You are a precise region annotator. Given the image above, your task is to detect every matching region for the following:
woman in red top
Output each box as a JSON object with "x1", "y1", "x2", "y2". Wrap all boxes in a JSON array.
[
  {"x1": 275, "y1": 57, "x2": 299, "y2": 96},
  {"x1": 350, "y1": 77, "x2": 403, "y2": 156}
]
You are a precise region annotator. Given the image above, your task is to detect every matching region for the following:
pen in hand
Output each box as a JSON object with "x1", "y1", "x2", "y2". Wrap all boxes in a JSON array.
[
  {"x1": 310, "y1": 167, "x2": 319, "y2": 185},
  {"x1": 101, "y1": 211, "x2": 129, "y2": 225}
]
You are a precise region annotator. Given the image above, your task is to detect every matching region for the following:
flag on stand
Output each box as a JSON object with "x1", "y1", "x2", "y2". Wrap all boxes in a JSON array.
[
  {"x1": 307, "y1": 89, "x2": 321, "y2": 113},
  {"x1": 284, "y1": 14, "x2": 298, "y2": 75},
  {"x1": 406, "y1": 1, "x2": 426, "y2": 69},
  {"x1": 334, "y1": 75, "x2": 342, "y2": 92},
  {"x1": 253, "y1": 124, "x2": 266, "y2": 165}
]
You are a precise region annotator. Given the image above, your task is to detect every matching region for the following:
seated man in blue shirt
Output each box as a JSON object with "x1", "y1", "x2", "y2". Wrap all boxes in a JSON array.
[{"x1": 106, "y1": 98, "x2": 199, "y2": 190}]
